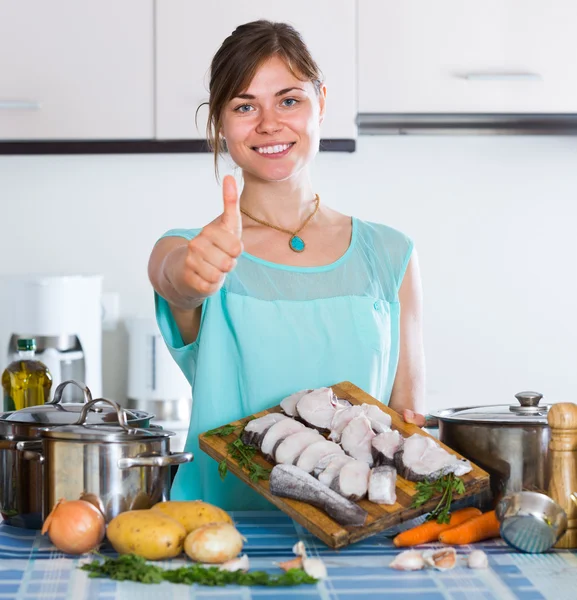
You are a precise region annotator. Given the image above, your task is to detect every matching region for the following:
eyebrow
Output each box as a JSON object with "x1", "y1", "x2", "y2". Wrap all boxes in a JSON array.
[{"x1": 233, "y1": 87, "x2": 306, "y2": 100}]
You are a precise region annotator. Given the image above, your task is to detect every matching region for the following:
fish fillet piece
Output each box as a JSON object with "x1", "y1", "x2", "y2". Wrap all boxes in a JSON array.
[
  {"x1": 260, "y1": 418, "x2": 306, "y2": 461},
  {"x1": 372, "y1": 430, "x2": 404, "y2": 467},
  {"x1": 395, "y1": 433, "x2": 472, "y2": 482},
  {"x1": 329, "y1": 405, "x2": 364, "y2": 442},
  {"x1": 280, "y1": 389, "x2": 313, "y2": 417},
  {"x1": 368, "y1": 466, "x2": 397, "y2": 505},
  {"x1": 295, "y1": 439, "x2": 344, "y2": 473},
  {"x1": 330, "y1": 459, "x2": 370, "y2": 501},
  {"x1": 340, "y1": 414, "x2": 376, "y2": 465},
  {"x1": 295, "y1": 387, "x2": 338, "y2": 431},
  {"x1": 361, "y1": 404, "x2": 392, "y2": 434},
  {"x1": 269, "y1": 464, "x2": 368, "y2": 527},
  {"x1": 313, "y1": 454, "x2": 356, "y2": 487},
  {"x1": 241, "y1": 413, "x2": 288, "y2": 447},
  {"x1": 274, "y1": 429, "x2": 323, "y2": 464}
]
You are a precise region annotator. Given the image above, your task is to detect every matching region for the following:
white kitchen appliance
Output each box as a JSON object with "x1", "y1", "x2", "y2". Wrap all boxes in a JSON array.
[
  {"x1": 0, "y1": 275, "x2": 103, "y2": 402},
  {"x1": 126, "y1": 317, "x2": 192, "y2": 452}
]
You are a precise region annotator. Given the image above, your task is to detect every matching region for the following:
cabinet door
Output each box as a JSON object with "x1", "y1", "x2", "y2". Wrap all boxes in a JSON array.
[
  {"x1": 0, "y1": 0, "x2": 154, "y2": 140},
  {"x1": 156, "y1": 0, "x2": 356, "y2": 140},
  {"x1": 358, "y1": 0, "x2": 577, "y2": 113}
]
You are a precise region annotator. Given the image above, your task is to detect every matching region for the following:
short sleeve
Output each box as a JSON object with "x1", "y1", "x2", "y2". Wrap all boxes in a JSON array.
[
  {"x1": 153, "y1": 228, "x2": 202, "y2": 386},
  {"x1": 358, "y1": 221, "x2": 414, "y2": 301}
]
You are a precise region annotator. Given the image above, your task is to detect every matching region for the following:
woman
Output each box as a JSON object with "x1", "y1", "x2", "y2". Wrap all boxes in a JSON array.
[{"x1": 148, "y1": 20, "x2": 426, "y2": 510}]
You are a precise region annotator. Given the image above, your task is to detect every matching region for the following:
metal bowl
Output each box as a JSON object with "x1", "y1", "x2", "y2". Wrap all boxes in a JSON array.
[{"x1": 496, "y1": 491, "x2": 568, "y2": 553}]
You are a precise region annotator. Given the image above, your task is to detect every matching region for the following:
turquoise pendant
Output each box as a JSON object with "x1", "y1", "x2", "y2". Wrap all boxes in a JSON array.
[{"x1": 289, "y1": 235, "x2": 305, "y2": 252}]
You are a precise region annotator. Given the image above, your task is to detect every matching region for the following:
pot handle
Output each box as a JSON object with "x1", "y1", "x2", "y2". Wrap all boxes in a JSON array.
[
  {"x1": 47, "y1": 380, "x2": 93, "y2": 406},
  {"x1": 74, "y1": 398, "x2": 138, "y2": 433},
  {"x1": 117, "y1": 452, "x2": 194, "y2": 469}
]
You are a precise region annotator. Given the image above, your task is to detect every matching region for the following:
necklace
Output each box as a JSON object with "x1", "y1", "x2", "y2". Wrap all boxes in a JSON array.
[{"x1": 240, "y1": 194, "x2": 320, "y2": 253}]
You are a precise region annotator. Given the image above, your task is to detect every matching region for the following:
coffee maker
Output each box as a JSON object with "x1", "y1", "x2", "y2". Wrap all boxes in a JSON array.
[{"x1": 0, "y1": 275, "x2": 103, "y2": 402}]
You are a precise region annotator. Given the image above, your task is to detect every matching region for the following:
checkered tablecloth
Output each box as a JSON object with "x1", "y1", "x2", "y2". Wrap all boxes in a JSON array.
[{"x1": 0, "y1": 511, "x2": 576, "y2": 600}]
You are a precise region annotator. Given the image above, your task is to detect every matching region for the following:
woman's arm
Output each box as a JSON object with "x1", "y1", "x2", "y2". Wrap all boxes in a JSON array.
[{"x1": 388, "y1": 250, "x2": 427, "y2": 421}]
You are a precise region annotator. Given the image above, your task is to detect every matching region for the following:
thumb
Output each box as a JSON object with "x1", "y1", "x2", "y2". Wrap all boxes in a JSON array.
[{"x1": 221, "y1": 175, "x2": 242, "y2": 237}]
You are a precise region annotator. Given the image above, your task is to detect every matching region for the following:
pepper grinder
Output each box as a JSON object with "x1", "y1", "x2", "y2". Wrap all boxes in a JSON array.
[{"x1": 547, "y1": 402, "x2": 577, "y2": 549}]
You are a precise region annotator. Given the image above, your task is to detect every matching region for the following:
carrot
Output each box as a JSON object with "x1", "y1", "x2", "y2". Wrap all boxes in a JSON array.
[
  {"x1": 393, "y1": 507, "x2": 482, "y2": 547},
  {"x1": 438, "y1": 510, "x2": 501, "y2": 545}
]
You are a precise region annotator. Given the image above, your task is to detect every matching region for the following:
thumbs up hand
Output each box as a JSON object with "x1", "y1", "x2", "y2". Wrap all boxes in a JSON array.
[{"x1": 183, "y1": 175, "x2": 243, "y2": 297}]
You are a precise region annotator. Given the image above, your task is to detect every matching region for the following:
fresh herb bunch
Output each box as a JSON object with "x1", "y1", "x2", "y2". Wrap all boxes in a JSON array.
[
  {"x1": 205, "y1": 424, "x2": 239, "y2": 437},
  {"x1": 205, "y1": 422, "x2": 271, "y2": 483},
  {"x1": 80, "y1": 554, "x2": 317, "y2": 587},
  {"x1": 411, "y1": 473, "x2": 466, "y2": 524}
]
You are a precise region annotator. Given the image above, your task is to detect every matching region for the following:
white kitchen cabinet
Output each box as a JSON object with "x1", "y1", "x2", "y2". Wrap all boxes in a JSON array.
[
  {"x1": 156, "y1": 0, "x2": 356, "y2": 142},
  {"x1": 0, "y1": 0, "x2": 154, "y2": 140},
  {"x1": 358, "y1": 0, "x2": 577, "y2": 114}
]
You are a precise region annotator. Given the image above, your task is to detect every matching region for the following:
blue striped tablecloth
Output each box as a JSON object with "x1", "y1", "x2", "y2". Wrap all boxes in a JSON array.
[{"x1": 0, "y1": 511, "x2": 576, "y2": 600}]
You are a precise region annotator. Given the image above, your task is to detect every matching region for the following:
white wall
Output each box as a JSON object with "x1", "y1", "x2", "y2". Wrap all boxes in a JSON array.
[{"x1": 1, "y1": 135, "x2": 576, "y2": 413}]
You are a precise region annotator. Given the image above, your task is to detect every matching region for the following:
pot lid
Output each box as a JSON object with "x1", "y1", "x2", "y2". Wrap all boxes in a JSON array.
[
  {"x1": 431, "y1": 391, "x2": 550, "y2": 424},
  {"x1": 39, "y1": 396, "x2": 171, "y2": 441},
  {"x1": 40, "y1": 423, "x2": 173, "y2": 442}
]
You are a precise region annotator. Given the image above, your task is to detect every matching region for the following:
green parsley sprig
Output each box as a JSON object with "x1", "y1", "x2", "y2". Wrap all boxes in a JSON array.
[
  {"x1": 80, "y1": 554, "x2": 317, "y2": 587},
  {"x1": 204, "y1": 422, "x2": 271, "y2": 483},
  {"x1": 411, "y1": 473, "x2": 466, "y2": 524}
]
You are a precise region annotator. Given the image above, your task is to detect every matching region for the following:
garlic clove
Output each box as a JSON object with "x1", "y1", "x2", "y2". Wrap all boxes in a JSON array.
[
  {"x1": 423, "y1": 548, "x2": 457, "y2": 571},
  {"x1": 390, "y1": 550, "x2": 425, "y2": 571},
  {"x1": 292, "y1": 540, "x2": 307, "y2": 558},
  {"x1": 467, "y1": 549, "x2": 489, "y2": 569},
  {"x1": 218, "y1": 554, "x2": 250, "y2": 572},
  {"x1": 302, "y1": 557, "x2": 328, "y2": 579},
  {"x1": 276, "y1": 556, "x2": 303, "y2": 571}
]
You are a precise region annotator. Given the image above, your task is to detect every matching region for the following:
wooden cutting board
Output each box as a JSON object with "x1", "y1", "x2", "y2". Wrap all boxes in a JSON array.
[{"x1": 199, "y1": 381, "x2": 490, "y2": 548}]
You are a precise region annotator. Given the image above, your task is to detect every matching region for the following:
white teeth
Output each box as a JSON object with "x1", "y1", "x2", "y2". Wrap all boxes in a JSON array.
[{"x1": 256, "y1": 143, "x2": 292, "y2": 155}]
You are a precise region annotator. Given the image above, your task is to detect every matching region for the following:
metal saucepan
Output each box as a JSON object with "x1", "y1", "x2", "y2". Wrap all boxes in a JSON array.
[
  {"x1": 19, "y1": 397, "x2": 193, "y2": 523},
  {"x1": 429, "y1": 391, "x2": 550, "y2": 504},
  {"x1": 0, "y1": 381, "x2": 155, "y2": 528}
]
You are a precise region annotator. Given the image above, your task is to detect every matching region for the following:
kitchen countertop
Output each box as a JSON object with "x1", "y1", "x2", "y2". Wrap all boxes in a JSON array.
[{"x1": 0, "y1": 511, "x2": 576, "y2": 600}]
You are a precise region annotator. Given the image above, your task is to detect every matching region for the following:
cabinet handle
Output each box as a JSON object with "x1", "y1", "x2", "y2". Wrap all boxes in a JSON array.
[
  {"x1": 461, "y1": 73, "x2": 543, "y2": 81},
  {"x1": 0, "y1": 100, "x2": 42, "y2": 110}
]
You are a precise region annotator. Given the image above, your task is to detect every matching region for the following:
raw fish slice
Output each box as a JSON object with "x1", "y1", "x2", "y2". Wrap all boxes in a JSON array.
[
  {"x1": 260, "y1": 418, "x2": 305, "y2": 461},
  {"x1": 361, "y1": 404, "x2": 392, "y2": 434},
  {"x1": 241, "y1": 413, "x2": 288, "y2": 447},
  {"x1": 328, "y1": 405, "x2": 364, "y2": 442},
  {"x1": 312, "y1": 452, "x2": 350, "y2": 477},
  {"x1": 368, "y1": 466, "x2": 397, "y2": 505},
  {"x1": 317, "y1": 455, "x2": 355, "y2": 486},
  {"x1": 269, "y1": 464, "x2": 368, "y2": 527},
  {"x1": 330, "y1": 459, "x2": 370, "y2": 501},
  {"x1": 274, "y1": 429, "x2": 323, "y2": 465},
  {"x1": 335, "y1": 398, "x2": 352, "y2": 409},
  {"x1": 372, "y1": 430, "x2": 404, "y2": 466},
  {"x1": 295, "y1": 387, "x2": 338, "y2": 431},
  {"x1": 280, "y1": 389, "x2": 313, "y2": 417},
  {"x1": 395, "y1": 433, "x2": 472, "y2": 482},
  {"x1": 340, "y1": 414, "x2": 376, "y2": 465},
  {"x1": 295, "y1": 439, "x2": 344, "y2": 473}
]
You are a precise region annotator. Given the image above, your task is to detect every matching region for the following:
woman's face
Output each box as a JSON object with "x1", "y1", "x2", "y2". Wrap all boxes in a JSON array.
[{"x1": 220, "y1": 55, "x2": 326, "y2": 183}]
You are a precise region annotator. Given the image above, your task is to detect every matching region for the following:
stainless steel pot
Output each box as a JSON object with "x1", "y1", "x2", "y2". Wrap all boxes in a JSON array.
[
  {"x1": 0, "y1": 381, "x2": 155, "y2": 528},
  {"x1": 21, "y1": 397, "x2": 193, "y2": 523},
  {"x1": 430, "y1": 391, "x2": 550, "y2": 504}
]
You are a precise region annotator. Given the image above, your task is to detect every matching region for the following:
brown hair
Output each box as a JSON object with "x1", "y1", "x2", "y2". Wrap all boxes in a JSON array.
[{"x1": 203, "y1": 20, "x2": 324, "y2": 178}]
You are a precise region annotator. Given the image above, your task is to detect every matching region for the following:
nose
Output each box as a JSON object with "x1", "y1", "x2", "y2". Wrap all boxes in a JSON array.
[{"x1": 255, "y1": 106, "x2": 282, "y2": 135}]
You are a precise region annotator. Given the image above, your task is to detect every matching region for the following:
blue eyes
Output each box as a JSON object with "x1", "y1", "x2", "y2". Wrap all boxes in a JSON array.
[{"x1": 233, "y1": 98, "x2": 300, "y2": 113}]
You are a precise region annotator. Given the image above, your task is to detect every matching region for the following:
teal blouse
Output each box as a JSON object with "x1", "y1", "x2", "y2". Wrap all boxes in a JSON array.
[{"x1": 155, "y1": 217, "x2": 413, "y2": 510}]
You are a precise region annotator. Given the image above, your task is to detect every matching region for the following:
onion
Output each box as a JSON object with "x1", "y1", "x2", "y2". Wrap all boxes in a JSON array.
[
  {"x1": 184, "y1": 523, "x2": 244, "y2": 564},
  {"x1": 41, "y1": 498, "x2": 106, "y2": 555}
]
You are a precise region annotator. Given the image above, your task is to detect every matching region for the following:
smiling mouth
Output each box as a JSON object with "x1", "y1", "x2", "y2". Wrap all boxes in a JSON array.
[{"x1": 252, "y1": 142, "x2": 295, "y2": 156}]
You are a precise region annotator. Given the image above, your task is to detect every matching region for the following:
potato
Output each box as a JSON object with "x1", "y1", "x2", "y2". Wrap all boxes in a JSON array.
[
  {"x1": 152, "y1": 500, "x2": 232, "y2": 533},
  {"x1": 184, "y1": 523, "x2": 244, "y2": 564},
  {"x1": 106, "y1": 509, "x2": 186, "y2": 560}
]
